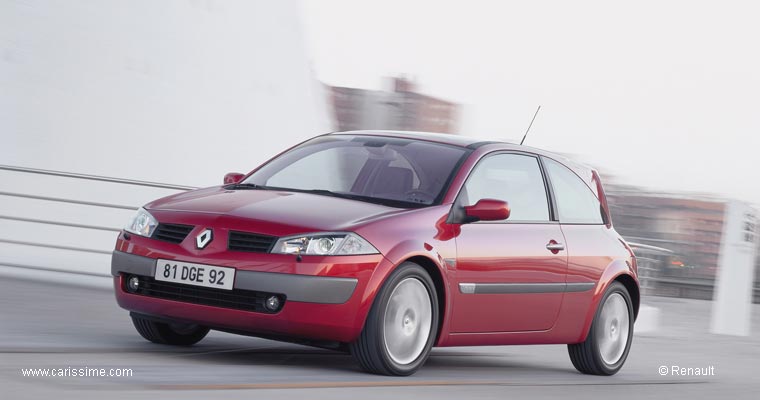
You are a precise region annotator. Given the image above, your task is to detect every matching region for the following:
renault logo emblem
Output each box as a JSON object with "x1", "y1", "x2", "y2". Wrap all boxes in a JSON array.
[{"x1": 196, "y1": 229, "x2": 213, "y2": 249}]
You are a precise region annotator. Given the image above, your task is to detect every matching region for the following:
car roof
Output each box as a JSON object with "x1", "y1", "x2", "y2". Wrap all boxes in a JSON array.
[
  {"x1": 330, "y1": 130, "x2": 563, "y2": 154},
  {"x1": 330, "y1": 130, "x2": 496, "y2": 148}
]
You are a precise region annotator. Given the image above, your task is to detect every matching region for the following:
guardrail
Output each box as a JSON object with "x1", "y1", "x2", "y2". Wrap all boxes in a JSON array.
[
  {"x1": 0, "y1": 165, "x2": 197, "y2": 190},
  {"x1": 627, "y1": 241, "x2": 760, "y2": 303},
  {"x1": 0, "y1": 164, "x2": 196, "y2": 279},
  {"x1": 627, "y1": 242, "x2": 673, "y2": 297}
]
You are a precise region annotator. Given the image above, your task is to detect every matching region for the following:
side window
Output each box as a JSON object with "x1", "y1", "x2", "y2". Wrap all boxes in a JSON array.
[
  {"x1": 462, "y1": 153, "x2": 550, "y2": 222},
  {"x1": 543, "y1": 157, "x2": 604, "y2": 224}
]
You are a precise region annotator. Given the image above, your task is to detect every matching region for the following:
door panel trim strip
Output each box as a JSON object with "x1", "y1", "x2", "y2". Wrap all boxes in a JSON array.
[{"x1": 458, "y1": 282, "x2": 595, "y2": 294}]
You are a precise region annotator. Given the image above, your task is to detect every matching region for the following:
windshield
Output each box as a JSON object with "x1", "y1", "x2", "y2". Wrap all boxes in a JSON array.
[{"x1": 242, "y1": 135, "x2": 469, "y2": 207}]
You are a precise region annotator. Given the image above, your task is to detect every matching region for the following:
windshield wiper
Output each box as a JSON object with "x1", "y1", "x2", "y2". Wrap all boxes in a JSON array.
[
  {"x1": 301, "y1": 189, "x2": 361, "y2": 200},
  {"x1": 253, "y1": 186, "x2": 424, "y2": 208},
  {"x1": 224, "y1": 183, "x2": 268, "y2": 190}
]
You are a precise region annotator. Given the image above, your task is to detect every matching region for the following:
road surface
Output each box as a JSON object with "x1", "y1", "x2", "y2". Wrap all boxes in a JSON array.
[{"x1": 1, "y1": 276, "x2": 757, "y2": 399}]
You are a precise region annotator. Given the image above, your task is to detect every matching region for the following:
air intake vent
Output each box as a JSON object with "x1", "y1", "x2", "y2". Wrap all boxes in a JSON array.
[
  {"x1": 152, "y1": 223, "x2": 194, "y2": 244},
  {"x1": 228, "y1": 231, "x2": 277, "y2": 253},
  {"x1": 125, "y1": 274, "x2": 283, "y2": 313}
]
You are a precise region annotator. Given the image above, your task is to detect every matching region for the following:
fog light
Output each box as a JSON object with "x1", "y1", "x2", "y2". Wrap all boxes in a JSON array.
[
  {"x1": 127, "y1": 276, "x2": 140, "y2": 293},
  {"x1": 265, "y1": 295, "x2": 281, "y2": 311}
]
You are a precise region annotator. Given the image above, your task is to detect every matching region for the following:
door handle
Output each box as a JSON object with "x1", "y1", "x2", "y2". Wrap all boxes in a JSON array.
[{"x1": 546, "y1": 242, "x2": 565, "y2": 252}]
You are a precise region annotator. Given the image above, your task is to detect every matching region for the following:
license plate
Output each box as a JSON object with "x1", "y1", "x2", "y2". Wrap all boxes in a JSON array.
[{"x1": 154, "y1": 259, "x2": 235, "y2": 290}]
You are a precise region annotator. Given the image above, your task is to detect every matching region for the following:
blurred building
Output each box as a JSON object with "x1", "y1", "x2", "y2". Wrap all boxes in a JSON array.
[
  {"x1": 0, "y1": 0, "x2": 331, "y2": 280},
  {"x1": 327, "y1": 77, "x2": 460, "y2": 133},
  {"x1": 608, "y1": 188, "x2": 725, "y2": 278},
  {"x1": 0, "y1": 0, "x2": 330, "y2": 185},
  {"x1": 606, "y1": 183, "x2": 760, "y2": 302}
]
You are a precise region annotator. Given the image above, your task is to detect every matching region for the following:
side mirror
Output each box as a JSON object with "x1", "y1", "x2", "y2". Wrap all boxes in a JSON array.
[
  {"x1": 463, "y1": 199, "x2": 510, "y2": 222},
  {"x1": 224, "y1": 172, "x2": 245, "y2": 185}
]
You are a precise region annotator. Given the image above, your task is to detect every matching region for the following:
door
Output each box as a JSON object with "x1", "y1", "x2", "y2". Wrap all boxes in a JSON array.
[{"x1": 451, "y1": 153, "x2": 568, "y2": 333}]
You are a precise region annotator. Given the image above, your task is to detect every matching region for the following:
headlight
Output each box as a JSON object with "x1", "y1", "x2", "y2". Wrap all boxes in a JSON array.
[
  {"x1": 124, "y1": 207, "x2": 158, "y2": 237},
  {"x1": 271, "y1": 232, "x2": 379, "y2": 255}
]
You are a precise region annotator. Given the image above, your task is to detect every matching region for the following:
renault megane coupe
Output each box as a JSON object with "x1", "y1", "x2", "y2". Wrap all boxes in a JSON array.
[{"x1": 112, "y1": 131, "x2": 638, "y2": 376}]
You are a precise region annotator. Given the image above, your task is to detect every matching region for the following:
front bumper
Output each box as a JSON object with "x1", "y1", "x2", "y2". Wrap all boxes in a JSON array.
[
  {"x1": 112, "y1": 249, "x2": 384, "y2": 343},
  {"x1": 112, "y1": 251, "x2": 359, "y2": 304}
]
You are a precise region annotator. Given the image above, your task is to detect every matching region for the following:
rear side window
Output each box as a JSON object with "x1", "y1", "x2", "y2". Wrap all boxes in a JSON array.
[
  {"x1": 462, "y1": 153, "x2": 550, "y2": 222},
  {"x1": 543, "y1": 157, "x2": 604, "y2": 224}
]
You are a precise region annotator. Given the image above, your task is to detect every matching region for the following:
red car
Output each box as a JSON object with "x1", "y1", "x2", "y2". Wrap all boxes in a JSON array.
[{"x1": 113, "y1": 131, "x2": 638, "y2": 376}]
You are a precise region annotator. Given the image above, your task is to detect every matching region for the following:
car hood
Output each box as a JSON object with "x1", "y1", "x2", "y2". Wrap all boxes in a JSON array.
[{"x1": 145, "y1": 186, "x2": 407, "y2": 231}]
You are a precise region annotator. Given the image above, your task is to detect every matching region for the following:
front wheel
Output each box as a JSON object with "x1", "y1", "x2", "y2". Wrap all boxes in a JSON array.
[
  {"x1": 350, "y1": 262, "x2": 439, "y2": 376},
  {"x1": 131, "y1": 315, "x2": 209, "y2": 346},
  {"x1": 568, "y1": 281, "x2": 634, "y2": 375}
]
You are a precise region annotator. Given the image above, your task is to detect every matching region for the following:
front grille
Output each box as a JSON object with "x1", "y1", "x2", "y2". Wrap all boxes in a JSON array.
[
  {"x1": 152, "y1": 223, "x2": 194, "y2": 244},
  {"x1": 125, "y1": 274, "x2": 284, "y2": 313},
  {"x1": 228, "y1": 231, "x2": 277, "y2": 253}
]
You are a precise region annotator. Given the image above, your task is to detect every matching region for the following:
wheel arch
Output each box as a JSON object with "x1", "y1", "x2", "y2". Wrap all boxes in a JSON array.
[
  {"x1": 403, "y1": 255, "x2": 448, "y2": 345},
  {"x1": 576, "y1": 259, "x2": 640, "y2": 342},
  {"x1": 353, "y1": 239, "x2": 451, "y2": 346},
  {"x1": 613, "y1": 273, "x2": 640, "y2": 321}
]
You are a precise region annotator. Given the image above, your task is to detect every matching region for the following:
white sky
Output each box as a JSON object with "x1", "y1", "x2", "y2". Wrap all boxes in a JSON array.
[{"x1": 300, "y1": 0, "x2": 760, "y2": 205}]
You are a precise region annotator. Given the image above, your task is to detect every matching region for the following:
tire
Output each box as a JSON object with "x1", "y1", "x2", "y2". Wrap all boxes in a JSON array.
[
  {"x1": 568, "y1": 281, "x2": 633, "y2": 375},
  {"x1": 131, "y1": 315, "x2": 209, "y2": 346},
  {"x1": 350, "y1": 262, "x2": 439, "y2": 376}
]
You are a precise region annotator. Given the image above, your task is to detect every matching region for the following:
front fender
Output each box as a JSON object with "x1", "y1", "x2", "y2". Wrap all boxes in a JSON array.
[{"x1": 350, "y1": 239, "x2": 452, "y2": 343}]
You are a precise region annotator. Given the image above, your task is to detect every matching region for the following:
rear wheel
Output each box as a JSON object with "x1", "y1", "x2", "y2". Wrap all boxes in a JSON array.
[
  {"x1": 568, "y1": 281, "x2": 633, "y2": 375},
  {"x1": 350, "y1": 262, "x2": 439, "y2": 376},
  {"x1": 131, "y1": 315, "x2": 209, "y2": 346}
]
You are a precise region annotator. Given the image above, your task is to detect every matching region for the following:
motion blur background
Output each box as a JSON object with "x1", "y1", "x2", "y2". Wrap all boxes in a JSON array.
[{"x1": 1, "y1": 0, "x2": 758, "y2": 399}]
